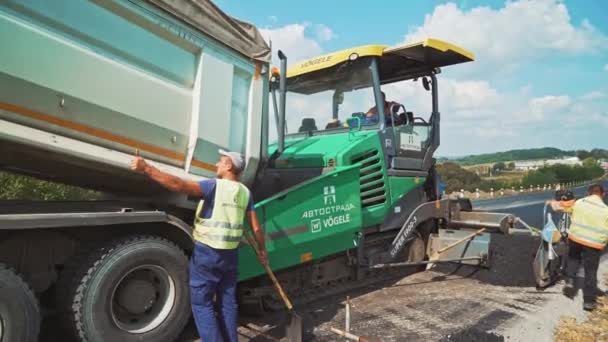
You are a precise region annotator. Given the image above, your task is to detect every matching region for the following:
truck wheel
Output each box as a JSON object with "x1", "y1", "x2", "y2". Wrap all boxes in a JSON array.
[
  {"x1": 0, "y1": 264, "x2": 40, "y2": 342},
  {"x1": 60, "y1": 235, "x2": 190, "y2": 342}
]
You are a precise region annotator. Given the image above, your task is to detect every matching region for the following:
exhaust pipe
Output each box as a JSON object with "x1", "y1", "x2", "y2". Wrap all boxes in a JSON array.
[{"x1": 278, "y1": 50, "x2": 287, "y2": 154}]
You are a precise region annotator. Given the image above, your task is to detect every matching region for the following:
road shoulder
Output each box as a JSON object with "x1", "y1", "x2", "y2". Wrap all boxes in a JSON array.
[{"x1": 497, "y1": 260, "x2": 608, "y2": 341}]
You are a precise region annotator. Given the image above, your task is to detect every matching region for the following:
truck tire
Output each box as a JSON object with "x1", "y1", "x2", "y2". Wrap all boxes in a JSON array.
[
  {"x1": 59, "y1": 235, "x2": 190, "y2": 342},
  {"x1": 0, "y1": 264, "x2": 40, "y2": 342}
]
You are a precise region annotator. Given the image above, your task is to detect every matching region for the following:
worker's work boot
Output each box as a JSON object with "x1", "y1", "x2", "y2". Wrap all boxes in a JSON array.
[
  {"x1": 562, "y1": 278, "x2": 577, "y2": 299},
  {"x1": 564, "y1": 277, "x2": 575, "y2": 288},
  {"x1": 583, "y1": 302, "x2": 597, "y2": 311}
]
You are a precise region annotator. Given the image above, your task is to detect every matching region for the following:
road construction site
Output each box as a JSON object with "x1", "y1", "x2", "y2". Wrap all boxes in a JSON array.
[
  {"x1": 1, "y1": 2, "x2": 606, "y2": 342},
  {"x1": 41, "y1": 218, "x2": 607, "y2": 342},
  {"x1": 166, "y1": 183, "x2": 607, "y2": 342}
]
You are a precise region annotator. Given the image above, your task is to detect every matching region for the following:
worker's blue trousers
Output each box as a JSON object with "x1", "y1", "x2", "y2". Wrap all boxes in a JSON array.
[{"x1": 190, "y1": 241, "x2": 239, "y2": 342}]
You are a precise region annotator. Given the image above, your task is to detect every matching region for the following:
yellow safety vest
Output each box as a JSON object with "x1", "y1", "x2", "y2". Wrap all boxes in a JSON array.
[
  {"x1": 568, "y1": 195, "x2": 608, "y2": 250},
  {"x1": 193, "y1": 179, "x2": 250, "y2": 249}
]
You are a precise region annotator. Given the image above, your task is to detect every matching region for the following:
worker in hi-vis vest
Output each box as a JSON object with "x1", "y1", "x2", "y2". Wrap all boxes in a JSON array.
[
  {"x1": 551, "y1": 184, "x2": 608, "y2": 311},
  {"x1": 131, "y1": 149, "x2": 267, "y2": 342}
]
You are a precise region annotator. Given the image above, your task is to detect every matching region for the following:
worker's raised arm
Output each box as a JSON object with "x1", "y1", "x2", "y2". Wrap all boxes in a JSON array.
[
  {"x1": 546, "y1": 200, "x2": 562, "y2": 212},
  {"x1": 546, "y1": 199, "x2": 573, "y2": 213},
  {"x1": 130, "y1": 156, "x2": 202, "y2": 197}
]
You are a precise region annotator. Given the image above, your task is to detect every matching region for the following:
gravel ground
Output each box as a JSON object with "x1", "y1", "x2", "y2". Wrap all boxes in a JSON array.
[{"x1": 305, "y1": 233, "x2": 544, "y2": 342}]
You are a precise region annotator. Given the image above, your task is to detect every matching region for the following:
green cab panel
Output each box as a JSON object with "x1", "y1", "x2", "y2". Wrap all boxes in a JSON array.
[
  {"x1": 239, "y1": 165, "x2": 362, "y2": 280},
  {"x1": 267, "y1": 129, "x2": 426, "y2": 234},
  {"x1": 270, "y1": 130, "x2": 376, "y2": 168},
  {"x1": 388, "y1": 176, "x2": 426, "y2": 204}
]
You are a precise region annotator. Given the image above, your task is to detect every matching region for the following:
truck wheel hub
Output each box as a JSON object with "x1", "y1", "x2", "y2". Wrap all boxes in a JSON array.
[
  {"x1": 111, "y1": 265, "x2": 176, "y2": 333},
  {"x1": 116, "y1": 278, "x2": 156, "y2": 314}
]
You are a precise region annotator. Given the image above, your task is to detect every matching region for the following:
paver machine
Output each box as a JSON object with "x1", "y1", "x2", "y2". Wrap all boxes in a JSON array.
[{"x1": 238, "y1": 40, "x2": 516, "y2": 310}]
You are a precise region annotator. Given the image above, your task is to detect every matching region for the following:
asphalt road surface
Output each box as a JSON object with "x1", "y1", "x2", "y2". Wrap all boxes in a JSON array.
[{"x1": 474, "y1": 182, "x2": 605, "y2": 228}]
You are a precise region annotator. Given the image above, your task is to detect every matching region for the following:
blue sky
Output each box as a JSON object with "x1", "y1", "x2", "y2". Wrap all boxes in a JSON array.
[{"x1": 217, "y1": 0, "x2": 608, "y2": 156}]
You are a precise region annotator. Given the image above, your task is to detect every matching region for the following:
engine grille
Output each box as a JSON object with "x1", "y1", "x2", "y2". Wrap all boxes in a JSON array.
[{"x1": 351, "y1": 149, "x2": 386, "y2": 208}]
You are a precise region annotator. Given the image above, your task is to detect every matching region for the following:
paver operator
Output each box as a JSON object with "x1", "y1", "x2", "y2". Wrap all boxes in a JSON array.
[
  {"x1": 131, "y1": 149, "x2": 268, "y2": 341},
  {"x1": 550, "y1": 184, "x2": 608, "y2": 311},
  {"x1": 365, "y1": 91, "x2": 401, "y2": 124}
]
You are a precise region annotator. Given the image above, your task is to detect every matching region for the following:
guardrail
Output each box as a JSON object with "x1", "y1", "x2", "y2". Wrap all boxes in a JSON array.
[{"x1": 445, "y1": 180, "x2": 596, "y2": 200}]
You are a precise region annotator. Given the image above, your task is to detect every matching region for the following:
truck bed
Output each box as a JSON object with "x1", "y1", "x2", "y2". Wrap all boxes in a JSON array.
[{"x1": 0, "y1": 0, "x2": 268, "y2": 202}]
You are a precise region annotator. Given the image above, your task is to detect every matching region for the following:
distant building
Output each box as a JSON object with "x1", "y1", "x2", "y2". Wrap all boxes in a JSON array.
[{"x1": 514, "y1": 157, "x2": 581, "y2": 171}]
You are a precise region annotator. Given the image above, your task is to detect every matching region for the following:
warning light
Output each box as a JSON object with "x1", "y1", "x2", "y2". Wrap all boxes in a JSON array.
[{"x1": 300, "y1": 252, "x2": 313, "y2": 263}]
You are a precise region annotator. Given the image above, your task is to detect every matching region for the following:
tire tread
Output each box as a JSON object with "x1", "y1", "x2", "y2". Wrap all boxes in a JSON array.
[
  {"x1": 56, "y1": 235, "x2": 187, "y2": 342},
  {"x1": 0, "y1": 263, "x2": 41, "y2": 342}
]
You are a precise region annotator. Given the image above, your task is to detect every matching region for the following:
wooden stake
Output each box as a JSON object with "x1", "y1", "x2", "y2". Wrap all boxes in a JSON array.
[
  {"x1": 345, "y1": 296, "x2": 351, "y2": 339},
  {"x1": 330, "y1": 327, "x2": 369, "y2": 342}
]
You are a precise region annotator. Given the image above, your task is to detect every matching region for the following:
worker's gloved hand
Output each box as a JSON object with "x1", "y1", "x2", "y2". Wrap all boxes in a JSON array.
[{"x1": 130, "y1": 156, "x2": 148, "y2": 173}]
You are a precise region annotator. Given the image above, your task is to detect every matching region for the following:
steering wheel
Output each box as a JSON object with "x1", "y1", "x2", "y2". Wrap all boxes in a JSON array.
[
  {"x1": 388, "y1": 103, "x2": 406, "y2": 125},
  {"x1": 412, "y1": 116, "x2": 428, "y2": 125}
]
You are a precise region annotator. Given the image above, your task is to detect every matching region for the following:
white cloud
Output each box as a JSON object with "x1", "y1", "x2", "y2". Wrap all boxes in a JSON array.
[
  {"x1": 519, "y1": 84, "x2": 533, "y2": 96},
  {"x1": 526, "y1": 95, "x2": 571, "y2": 121},
  {"x1": 403, "y1": 0, "x2": 607, "y2": 73},
  {"x1": 400, "y1": 0, "x2": 608, "y2": 155},
  {"x1": 260, "y1": 2, "x2": 608, "y2": 155},
  {"x1": 261, "y1": 23, "x2": 338, "y2": 140},
  {"x1": 315, "y1": 24, "x2": 336, "y2": 42},
  {"x1": 384, "y1": 78, "x2": 502, "y2": 122},
  {"x1": 580, "y1": 91, "x2": 604, "y2": 101},
  {"x1": 260, "y1": 23, "x2": 335, "y2": 66},
  {"x1": 438, "y1": 91, "x2": 608, "y2": 155},
  {"x1": 268, "y1": 15, "x2": 278, "y2": 23},
  {"x1": 441, "y1": 80, "x2": 502, "y2": 113},
  {"x1": 564, "y1": 98, "x2": 608, "y2": 128}
]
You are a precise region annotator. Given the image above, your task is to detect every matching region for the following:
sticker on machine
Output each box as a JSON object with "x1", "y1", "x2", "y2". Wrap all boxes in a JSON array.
[
  {"x1": 400, "y1": 132, "x2": 421, "y2": 151},
  {"x1": 310, "y1": 219, "x2": 322, "y2": 233},
  {"x1": 303, "y1": 185, "x2": 356, "y2": 233}
]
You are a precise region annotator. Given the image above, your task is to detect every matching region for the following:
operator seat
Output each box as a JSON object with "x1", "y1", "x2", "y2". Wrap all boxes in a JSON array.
[
  {"x1": 325, "y1": 118, "x2": 341, "y2": 129},
  {"x1": 298, "y1": 118, "x2": 318, "y2": 132}
]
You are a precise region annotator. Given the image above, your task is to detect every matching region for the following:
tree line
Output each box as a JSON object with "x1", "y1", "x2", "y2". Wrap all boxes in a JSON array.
[
  {"x1": 440, "y1": 147, "x2": 608, "y2": 166},
  {"x1": 437, "y1": 159, "x2": 605, "y2": 193},
  {"x1": 0, "y1": 172, "x2": 99, "y2": 201},
  {"x1": 441, "y1": 147, "x2": 575, "y2": 166},
  {"x1": 0, "y1": 154, "x2": 606, "y2": 200},
  {"x1": 521, "y1": 158, "x2": 604, "y2": 188}
]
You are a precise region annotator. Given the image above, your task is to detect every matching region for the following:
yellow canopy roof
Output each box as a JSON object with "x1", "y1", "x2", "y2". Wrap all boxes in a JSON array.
[{"x1": 287, "y1": 38, "x2": 474, "y2": 78}]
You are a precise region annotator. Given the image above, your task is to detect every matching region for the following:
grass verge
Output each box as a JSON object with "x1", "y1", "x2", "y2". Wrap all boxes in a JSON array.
[{"x1": 554, "y1": 277, "x2": 608, "y2": 342}]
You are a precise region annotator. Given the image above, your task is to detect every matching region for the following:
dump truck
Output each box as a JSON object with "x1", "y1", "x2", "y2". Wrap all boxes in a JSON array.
[{"x1": 0, "y1": 1, "x2": 516, "y2": 342}]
